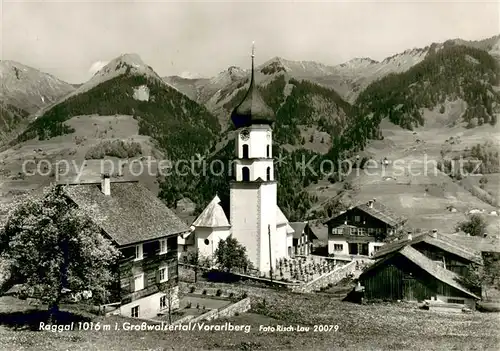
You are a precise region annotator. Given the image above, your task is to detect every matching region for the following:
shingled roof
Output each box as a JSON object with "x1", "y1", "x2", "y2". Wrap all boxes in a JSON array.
[
  {"x1": 373, "y1": 231, "x2": 483, "y2": 265},
  {"x1": 356, "y1": 201, "x2": 406, "y2": 227},
  {"x1": 63, "y1": 182, "x2": 189, "y2": 246},
  {"x1": 192, "y1": 195, "x2": 230, "y2": 228},
  {"x1": 362, "y1": 246, "x2": 480, "y2": 299}
]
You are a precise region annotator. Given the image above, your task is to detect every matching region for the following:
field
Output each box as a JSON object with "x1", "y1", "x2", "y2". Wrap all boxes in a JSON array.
[
  {"x1": 0, "y1": 285, "x2": 499, "y2": 351},
  {"x1": 308, "y1": 118, "x2": 500, "y2": 234}
]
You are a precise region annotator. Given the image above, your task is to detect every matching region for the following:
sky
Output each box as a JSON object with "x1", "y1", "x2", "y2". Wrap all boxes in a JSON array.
[{"x1": 1, "y1": 0, "x2": 499, "y2": 84}]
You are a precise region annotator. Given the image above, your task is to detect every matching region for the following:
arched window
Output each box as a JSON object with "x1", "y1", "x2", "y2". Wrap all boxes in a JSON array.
[
  {"x1": 242, "y1": 144, "x2": 249, "y2": 159},
  {"x1": 242, "y1": 167, "x2": 250, "y2": 181},
  {"x1": 266, "y1": 145, "x2": 270, "y2": 158},
  {"x1": 266, "y1": 167, "x2": 271, "y2": 181}
]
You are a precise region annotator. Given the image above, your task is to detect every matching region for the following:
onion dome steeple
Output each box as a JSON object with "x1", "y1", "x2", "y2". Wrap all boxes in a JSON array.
[{"x1": 231, "y1": 42, "x2": 275, "y2": 129}]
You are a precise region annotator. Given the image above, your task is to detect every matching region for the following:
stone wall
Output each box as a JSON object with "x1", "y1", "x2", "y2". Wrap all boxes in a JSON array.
[{"x1": 291, "y1": 261, "x2": 357, "y2": 293}]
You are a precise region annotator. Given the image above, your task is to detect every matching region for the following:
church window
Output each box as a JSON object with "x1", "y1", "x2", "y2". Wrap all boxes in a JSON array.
[
  {"x1": 266, "y1": 145, "x2": 270, "y2": 158},
  {"x1": 242, "y1": 167, "x2": 250, "y2": 181},
  {"x1": 266, "y1": 167, "x2": 271, "y2": 181},
  {"x1": 204, "y1": 239, "x2": 210, "y2": 245},
  {"x1": 242, "y1": 144, "x2": 249, "y2": 159}
]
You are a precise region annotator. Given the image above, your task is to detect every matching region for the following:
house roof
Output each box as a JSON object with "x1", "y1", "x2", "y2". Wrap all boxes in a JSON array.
[
  {"x1": 356, "y1": 201, "x2": 406, "y2": 227},
  {"x1": 326, "y1": 201, "x2": 406, "y2": 227},
  {"x1": 362, "y1": 246, "x2": 480, "y2": 299},
  {"x1": 192, "y1": 195, "x2": 230, "y2": 228},
  {"x1": 63, "y1": 182, "x2": 190, "y2": 246},
  {"x1": 373, "y1": 231, "x2": 483, "y2": 265},
  {"x1": 290, "y1": 222, "x2": 307, "y2": 239},
  {"x1": 398, "y1": 246, "x2": 480, "y2": 299},
  {"x1": 276, "y1": 206, "x2": 288, "y2": 226}
]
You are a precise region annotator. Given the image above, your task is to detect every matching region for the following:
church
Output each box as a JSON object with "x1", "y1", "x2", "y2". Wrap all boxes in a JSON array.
[{"x1": 178, "y1": 45, "x2": 295, "y2": 274}]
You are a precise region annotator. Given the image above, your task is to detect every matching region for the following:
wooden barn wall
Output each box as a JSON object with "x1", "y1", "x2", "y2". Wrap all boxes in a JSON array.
[
  {"x1": 117, "y1": 236, "x2": 178, "y2": 303},
  {"x1": 412, "y1": 242, "x2": 470, "y2": 276},
  {"x1": 361, "y1": 255, "x2": 471, "y2": 302}
]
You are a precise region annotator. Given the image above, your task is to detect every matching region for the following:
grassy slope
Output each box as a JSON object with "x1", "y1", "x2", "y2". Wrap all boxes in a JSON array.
[{"x1": 0, "y1": 290, "x2": 499, "y2": 351}]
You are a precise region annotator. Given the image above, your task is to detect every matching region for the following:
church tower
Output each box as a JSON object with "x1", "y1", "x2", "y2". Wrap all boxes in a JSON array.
[{"x1": 229, "y1": 43, "x2": 277, "y2": 274}]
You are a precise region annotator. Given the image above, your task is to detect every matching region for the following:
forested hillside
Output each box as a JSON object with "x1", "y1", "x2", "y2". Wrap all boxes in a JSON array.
[
  {"x1": 159, "y1": 75, "x2": 378, "y2": 221},
  {"x1": 356, "y1": 45, "x2": 500, "y2": 129},
  {"x1": 15, "y1": 72, "x2": 220, "y2": 160}
]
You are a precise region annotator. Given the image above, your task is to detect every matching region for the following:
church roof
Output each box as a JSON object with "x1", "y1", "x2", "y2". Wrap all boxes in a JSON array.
[
  {"x1": 276, "y1": 206, "x2": 289, "y2": 226},
  {"x1": 192, "y1": 195, "x2": 231, "y2": 228},
  {"x1": 231, "y1": 44, "x2": 275, "y2": 128}
]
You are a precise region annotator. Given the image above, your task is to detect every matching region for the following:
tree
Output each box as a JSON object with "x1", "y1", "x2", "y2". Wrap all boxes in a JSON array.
[
  {"x1": 159, "y1": 279, "x2": 178, "y2": 324},
  {"x1": 456, "y1": 214, "x2": 487, "y2": 236},
  {"x1": 214, "y1": 236, "x2": 251, "y2": 273},
  {"x1": 186, "y1": 249, "x2": 201, "y2": 283},
  {"x1": 0, "y1": 184, "x2": 120, "y2": 321}
]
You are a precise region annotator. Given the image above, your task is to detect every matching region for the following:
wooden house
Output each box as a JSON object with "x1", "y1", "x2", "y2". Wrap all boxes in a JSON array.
[
  {"x1": 373, "y1": 230, "x2": 483, "y2": 276},
  {"x1": 359, "y1": 246, "x2": 480, "y2": 309},
  {"x1": 63, "y1": 175, "x2": 190, "y2": 319},
  {"x1": 289, "y1": 222, "x2": 318, "y2": 256},
  {"x1": 325, "y1": 199, "x2": 406, "y2": 257}
]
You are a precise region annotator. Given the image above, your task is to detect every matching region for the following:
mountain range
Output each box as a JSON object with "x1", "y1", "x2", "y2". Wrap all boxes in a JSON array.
[{"x1": 0, "y1": 34, "x2": 499, "y2": 229}]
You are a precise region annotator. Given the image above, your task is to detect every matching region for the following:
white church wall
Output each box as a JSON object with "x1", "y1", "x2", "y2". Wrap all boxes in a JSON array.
[
  {"x1": 194, "y1": 227, "x2": 231, "y2": 262},
  {"x1": 275, "y1": 224, "x2": 289, "y2": 261},
  {"x1": 258, "y1": 182, "x2": 277, "y2": 273},
  {"x1": 230, "y1": 185, "x2": 260, "y2": 269},
  {"x1": 235, "y1": 159, "x2": 273, "y2": 181},
  {"x1": 286, "y1": 232, "x2": 294, "y2": 257},
  {"x1": 235, "y1": 125, "x2": 272, "y2": 159}
]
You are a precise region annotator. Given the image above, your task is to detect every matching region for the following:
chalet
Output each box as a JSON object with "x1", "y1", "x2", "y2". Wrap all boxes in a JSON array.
[
  {"x1": 325, "y1": 199, "x2": 406, "y2": 257},
  {"x1": 289, "y1": 222, "x2": 318, "y2": 256},
  {"x1": 63, "y1": 175, "x2": 190, "y2": 319},
  {"x1": 359, "y1": 246, "x2": 480, "y2": 309},
  {"x1": 373, "y1": 230, "x2": 483, "y2": 276}
]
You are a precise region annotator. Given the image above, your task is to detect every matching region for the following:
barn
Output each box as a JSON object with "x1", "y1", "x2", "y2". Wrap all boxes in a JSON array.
[{"x1": 359, "y1": 246, "x2": 480, "y2": 309}]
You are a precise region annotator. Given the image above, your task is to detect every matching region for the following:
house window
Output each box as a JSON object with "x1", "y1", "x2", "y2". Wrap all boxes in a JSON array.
[
  {"x1": 351, "y1": 228, "x2": 358, "y2": 236},
  {"x1": 134, "y1": 274, "x2": 144, "y2": 292},
  {"x1": 158, "y1": 267, "x2": 168, "y2": 283},
  {"x1": 242, "y1": 167, "x2": 250, "y2": 181},
  {"x1": 242, "y1": 144, "x2": 249, "y2": 159},
  {"x1": 159, "y1": 239, "x2": 168, "y2": 254},
  {"x1": 447, "y1": 298, "x2": 465, "y2": 304},
  {"x1": 368, "y1": 228, "x2": 375, "y2": 235},
  {"x1": 358, "y1": 228, "x2": 366, "y2": 236},
  {"x1": 266, "y1": 167, "x2": 271, "y2": 181},
  {"x1": 334, "y1": 244, "x2": 343, "y2": 251},
  {"x1": 135, "y1": 244, "x2": 143, "y2": 260},
  {"x1": 131, "y1": 305, "x2": 139, "y2": 318},
  {"x1": 183, "y1": 245, "x2": 188, "y2": 252},
  {"x1": 373, "y1": 246, "x2": 381, "y2": 252},
  {"x1": 354, "y1": 216, "x2": 361, "y2": 222},
  {"x1": 160, "y1": 295, "x2": 168, "y2": 309}
]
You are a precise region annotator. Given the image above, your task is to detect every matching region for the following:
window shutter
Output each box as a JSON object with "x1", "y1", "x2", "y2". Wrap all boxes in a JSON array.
[
  {"x1": 165, "y1": 266, "x2": 169, "y2": 281},
  {"x1": 156, "y1": 269, "x2": 160, "y2": 284},
  {"x1": 143, "y1": 274, "x2": 147, "y2": 289},
  {"x1": 130, "y1": 276, "x2": 135, "y2": 293}
]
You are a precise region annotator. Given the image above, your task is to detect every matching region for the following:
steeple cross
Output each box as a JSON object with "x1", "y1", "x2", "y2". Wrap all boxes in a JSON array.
[{"x1": 252, "y1": 41, "x2": 255, "y2": 58}]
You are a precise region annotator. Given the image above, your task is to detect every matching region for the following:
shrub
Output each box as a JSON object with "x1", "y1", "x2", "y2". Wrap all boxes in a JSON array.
[
  {"x1": 186, "y1": 301, "x2": 192, "y2": 308},
  {"x1": 241, "y1": 292, "x2": 248, "y2": 299},
  {"x1": 189, "y1": 286, "x2": 195, "y2": 293},
  {"x1": 216, "y1": 289, "x2": 222, "y2": 296},
  {"x1": 202, "y1": 289, "x2": 207, "y2": 295},
  {"x1": 84, "y1": 139, "x2": 142, "y2": 159}
]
